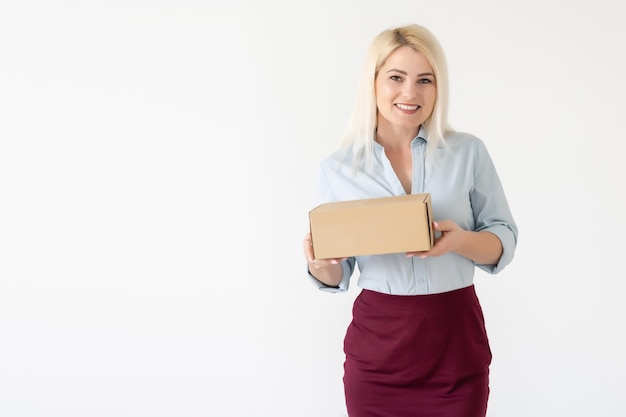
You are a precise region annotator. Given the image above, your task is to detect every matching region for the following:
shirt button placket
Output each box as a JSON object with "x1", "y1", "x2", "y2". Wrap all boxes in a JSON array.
[{"x1": 412, "y1": 139, "x2": 429, "y2": 294}]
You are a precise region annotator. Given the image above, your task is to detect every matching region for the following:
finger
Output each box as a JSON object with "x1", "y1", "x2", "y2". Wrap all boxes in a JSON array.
[
  {"x1": 303, "y1": 234, "x2": 315, "y2": 261},
  {"x1": 310, "y1": 258, "x2": 336, "y2": 268},
  {"x1": 432, "y1": 220, "x2": 445, "y2": 231},
  {"x1": 329, "y1": 257, "x2": 349, "y2": 264},
  {"x1": 433, "y1": 220, "x2": 456, "y2": 232}
]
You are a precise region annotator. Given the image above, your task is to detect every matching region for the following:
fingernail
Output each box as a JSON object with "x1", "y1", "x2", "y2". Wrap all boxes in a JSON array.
[{"x1": 330, "y1": 260, "x2": 337, "y2": 264}]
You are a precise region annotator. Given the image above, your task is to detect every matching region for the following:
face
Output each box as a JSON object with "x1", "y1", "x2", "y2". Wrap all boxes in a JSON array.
[{"x1": 375, "y1": 46, "x2": 436, "y2": 136}]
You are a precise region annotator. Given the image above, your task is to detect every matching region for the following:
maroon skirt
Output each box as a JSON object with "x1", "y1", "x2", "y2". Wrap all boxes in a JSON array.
[{"x1": 343, "y1": 285, "x2": 492, "y2": 417}]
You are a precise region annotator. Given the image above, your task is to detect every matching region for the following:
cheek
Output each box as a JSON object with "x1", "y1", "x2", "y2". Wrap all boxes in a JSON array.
[
  {"x1": 425, "y1": 90, "x2": 437, "y2": 108},
  {"x1": 375, "y1": 87, "x2": 392, "y2": 109},
  {"x1": 376, "y1": 81, "x2": 396, "y2": 97}
]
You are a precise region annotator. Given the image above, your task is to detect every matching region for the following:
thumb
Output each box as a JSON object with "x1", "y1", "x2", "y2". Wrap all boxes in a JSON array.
[{"x1": 433, "y1": 220, "x2": 455, "y2": 232}]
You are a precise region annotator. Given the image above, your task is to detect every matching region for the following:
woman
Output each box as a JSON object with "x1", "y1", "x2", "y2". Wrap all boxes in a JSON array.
[{"x1": 302, "y1": 24, "x2": 518, "y2": 417}]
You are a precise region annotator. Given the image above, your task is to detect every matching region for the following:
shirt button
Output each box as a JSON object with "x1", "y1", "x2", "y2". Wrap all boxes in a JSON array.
[{"x1": 418, "y1": 279, "x2": 425, "y2": 284}]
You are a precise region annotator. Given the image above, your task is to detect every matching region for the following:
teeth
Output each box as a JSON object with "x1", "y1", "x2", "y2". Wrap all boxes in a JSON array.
[{"x1": 396, "y1": 104, "x2": 419, "y2": 110}]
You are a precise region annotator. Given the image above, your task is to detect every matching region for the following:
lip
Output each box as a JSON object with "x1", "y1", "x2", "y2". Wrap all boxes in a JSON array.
[{"x1": 395, "y1": 103, "x2": 421, "y2": 113}]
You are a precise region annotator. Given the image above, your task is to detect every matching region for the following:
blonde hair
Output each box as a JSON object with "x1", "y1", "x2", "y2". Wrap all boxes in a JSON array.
[{"x1": 339, "y1": 24, "x2": 453, "y2": 171}]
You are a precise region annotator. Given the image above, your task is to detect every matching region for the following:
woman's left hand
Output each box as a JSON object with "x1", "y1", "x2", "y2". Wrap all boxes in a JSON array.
[{"x1": 406, "y1": 220, "x2": 467, "y2": 259}]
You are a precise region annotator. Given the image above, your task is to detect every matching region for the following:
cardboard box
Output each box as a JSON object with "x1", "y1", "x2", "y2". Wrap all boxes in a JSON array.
[{"x1": 309, "y1": 193, "x2": 434, "y2": 259}]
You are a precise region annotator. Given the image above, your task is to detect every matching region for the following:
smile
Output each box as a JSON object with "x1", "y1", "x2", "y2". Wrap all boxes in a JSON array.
[{"x1": 395, "y1": 104, "x2": 420, "y2": 111}]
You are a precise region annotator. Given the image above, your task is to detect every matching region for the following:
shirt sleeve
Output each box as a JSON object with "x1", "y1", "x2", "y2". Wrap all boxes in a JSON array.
[
  {"x1": 306, "y1": 257, "x2": 356, "y2": 293},
  {"x1": 470, "y1": 139, "x2": 519, "y2": 274}
]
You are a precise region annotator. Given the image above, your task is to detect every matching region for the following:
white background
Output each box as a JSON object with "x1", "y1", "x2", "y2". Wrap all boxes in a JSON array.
[{"x1": 1, "y1": 1, "x2": 625, "y2": 416}]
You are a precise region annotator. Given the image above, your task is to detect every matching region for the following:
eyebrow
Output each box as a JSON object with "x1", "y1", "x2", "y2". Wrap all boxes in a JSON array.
[{"x1": 386, "y1": 69, "x2": 435, "y2": 77}]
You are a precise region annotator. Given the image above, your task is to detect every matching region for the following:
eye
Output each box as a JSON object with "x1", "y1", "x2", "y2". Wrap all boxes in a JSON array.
[
  {"x1": 417, "y1": 78, "x2": 434, "y2": 85},
  {"x1": 390, "y1": 75, "x2": 403, "y2": 82}
]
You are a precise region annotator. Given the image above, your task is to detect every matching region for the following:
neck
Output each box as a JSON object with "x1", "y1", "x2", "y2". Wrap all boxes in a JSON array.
[{"x1": 375, "y1": 125, "x2": 420, "y2": 151}]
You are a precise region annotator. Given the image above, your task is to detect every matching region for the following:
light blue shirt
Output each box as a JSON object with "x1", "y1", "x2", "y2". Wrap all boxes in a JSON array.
[{"x1": 307, "y1": 128, "x2": 518, "y2": 295}]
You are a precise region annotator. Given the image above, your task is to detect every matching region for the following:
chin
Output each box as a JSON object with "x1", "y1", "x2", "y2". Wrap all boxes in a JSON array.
[{"x1": 394, "y1": 120, "x2": 423, "y2": 130}]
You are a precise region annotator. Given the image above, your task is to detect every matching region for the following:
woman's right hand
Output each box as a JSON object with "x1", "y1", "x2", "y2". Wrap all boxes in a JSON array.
[{"x1": 303, "y1": 232, "x2": 347, "y2": 269}]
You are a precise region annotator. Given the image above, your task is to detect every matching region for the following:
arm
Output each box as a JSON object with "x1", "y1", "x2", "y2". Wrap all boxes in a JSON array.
[
  {"x1": 455, "y1": 229, "x2": 502, "y2": 265},
  {"x1": 407, "y1": 221, "x2": 502, "y2": 265},
  {"x1": 303, "y1": 232, "x2": 346, "y2": 287},
  {"x1": 408, "y1": 138, "x2": 517, "y2": 269}
]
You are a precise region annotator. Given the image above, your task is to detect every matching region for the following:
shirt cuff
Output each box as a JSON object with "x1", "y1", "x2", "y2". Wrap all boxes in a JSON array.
[
  {"x1": 306, "y1": 258, "x2": 354, "y2": 293},
  {"x1": 475, "y1": 223, "x2": 517, "y2": 274}
]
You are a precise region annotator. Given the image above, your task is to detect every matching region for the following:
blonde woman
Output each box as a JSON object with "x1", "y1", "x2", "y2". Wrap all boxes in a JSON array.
[{"x1": 303, "y1": 23, "x2": 518, "y2": 417}]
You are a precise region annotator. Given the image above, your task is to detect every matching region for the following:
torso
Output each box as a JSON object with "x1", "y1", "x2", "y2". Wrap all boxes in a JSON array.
[
  {"x1": 317, "y1": 131, "x2": 498, "y2": 295},
  {"x1": 384, "y1": 147, "x2": 413, "y2": 194}
]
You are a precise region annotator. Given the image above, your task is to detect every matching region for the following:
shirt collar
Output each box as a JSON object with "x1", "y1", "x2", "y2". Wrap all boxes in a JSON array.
[
  {"x1": 415, "y1": 124, "x2": 447, "y2": 149},
  {"x1": 372, "y1": 124, "x2": 434, "y2": 151},
  {"x1": 414, "y1": 125, "x2": 428, "y2": 144}
]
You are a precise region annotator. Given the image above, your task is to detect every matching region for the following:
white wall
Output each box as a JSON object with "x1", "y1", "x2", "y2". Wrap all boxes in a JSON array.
[{"x1": 1, "y1": 1, "x2": 624, "y2": 416}]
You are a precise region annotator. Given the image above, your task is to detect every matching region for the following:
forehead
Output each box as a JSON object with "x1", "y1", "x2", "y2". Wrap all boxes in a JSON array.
[{"x1": 380, "y1": 46, "x2": 433, "y2": 73}]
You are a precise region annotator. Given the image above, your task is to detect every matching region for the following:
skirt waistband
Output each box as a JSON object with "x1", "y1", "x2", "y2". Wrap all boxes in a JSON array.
[{"x1": 358, "y1": 284, "x2": 478, "y2": 313}]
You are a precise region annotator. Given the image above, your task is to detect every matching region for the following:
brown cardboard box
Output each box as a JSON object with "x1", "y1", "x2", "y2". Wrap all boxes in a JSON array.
[{"x1": 309, "y1": 193, "x2": 434, "y2": 259}]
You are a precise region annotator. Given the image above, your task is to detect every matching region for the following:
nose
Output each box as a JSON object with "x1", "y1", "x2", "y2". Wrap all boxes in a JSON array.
[{"x1": 401, "y1": 82, "x2": 418, "y2": 99}]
